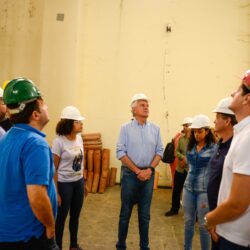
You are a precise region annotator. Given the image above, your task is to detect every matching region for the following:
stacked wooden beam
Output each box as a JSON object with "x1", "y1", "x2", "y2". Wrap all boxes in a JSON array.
[
  {"x1": 98, "y1": 149, "x2": 110, "y2": 193},
  {"x1": 83, "y1": 133, "x2": 117, "y2": 193},
  {"x1": 82, "y1": 133, "x2": 102, "y2": 150}
]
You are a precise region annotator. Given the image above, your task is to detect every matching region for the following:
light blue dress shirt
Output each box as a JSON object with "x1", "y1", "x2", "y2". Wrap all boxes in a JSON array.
[{"x1": 116, "y1": 119, "x2": 163, "y2": 167}]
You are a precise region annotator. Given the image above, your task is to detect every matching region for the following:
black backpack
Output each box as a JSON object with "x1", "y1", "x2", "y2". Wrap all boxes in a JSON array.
[{"x1": 162, "y1": 140, "x2": 175, "y2": 163}]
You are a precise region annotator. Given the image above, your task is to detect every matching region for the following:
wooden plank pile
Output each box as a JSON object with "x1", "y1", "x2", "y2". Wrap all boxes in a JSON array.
[{"x1": 82, "y1": 133, "x2": 117, "y2": 194}]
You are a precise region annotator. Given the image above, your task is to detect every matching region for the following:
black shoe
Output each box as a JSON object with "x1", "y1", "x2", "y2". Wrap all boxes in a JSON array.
[
  {"x1": 69, "y1": 245, "x2": 83, "y2": 250},
  {"x1": 165, "y1": 210, "x2": 178, "y2": 216}
]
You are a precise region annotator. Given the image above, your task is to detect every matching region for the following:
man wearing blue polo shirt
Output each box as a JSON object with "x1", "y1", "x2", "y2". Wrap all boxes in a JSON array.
[
  {"x1": 0, "y1": 78, "x2": 58, "y2": 250},
  {"x1": 116, "y1": 93, "x2": 164, "y2": 250}
]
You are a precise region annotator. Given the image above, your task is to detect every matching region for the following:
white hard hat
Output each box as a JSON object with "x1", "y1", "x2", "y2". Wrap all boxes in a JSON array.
[
  {"x1": 0, "y1": 87, "x2": 3, "y2": 98},
  {"x1": 131, "y1": 93, "x2": 149, "y2": 105},
  {"x1": 182, "y1": 117, "x2": 193, "y2": 125},
  {"x1": 190, "y1": 114, "x2": 210, "y2": 129},
  {"x1": 212, "y1": 97, "x2": 234, "y2": 115},
  {"x1": 60, "y1": 106, "x2": 85, "y2": 121}
]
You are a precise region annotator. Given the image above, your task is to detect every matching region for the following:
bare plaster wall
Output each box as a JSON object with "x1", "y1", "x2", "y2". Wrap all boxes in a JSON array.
[{"x1": 0, "y1": 0, "x2": 249, "y2": 185}]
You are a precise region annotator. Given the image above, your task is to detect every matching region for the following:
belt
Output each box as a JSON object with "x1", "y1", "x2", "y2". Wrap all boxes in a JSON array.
[{"x1": 123, "y1": 166, "x2": 155, "y2": 173}]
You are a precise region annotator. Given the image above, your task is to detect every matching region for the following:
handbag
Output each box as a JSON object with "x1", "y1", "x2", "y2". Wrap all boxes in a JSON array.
[{"x1": 162, "y1": 140, "x2": 175, "y2": 163}]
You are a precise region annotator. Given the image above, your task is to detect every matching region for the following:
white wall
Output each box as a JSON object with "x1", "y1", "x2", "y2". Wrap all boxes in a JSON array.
[
  {"x1": 39, "y1": 0, "x2": 83, "y2": 138},
  {"x1": 77, "y1": 0, "x2": 250, "y2": 185},
  {"x1": 0, "y1": 0, "x2": 249, "y2": 185}
]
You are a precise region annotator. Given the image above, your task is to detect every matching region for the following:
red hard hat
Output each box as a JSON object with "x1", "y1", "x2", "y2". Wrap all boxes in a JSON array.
[{"x1": 242, "y1": 70, "x2": 250, "y2": 89}]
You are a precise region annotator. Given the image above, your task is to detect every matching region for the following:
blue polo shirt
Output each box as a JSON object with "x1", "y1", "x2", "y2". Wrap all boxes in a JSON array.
[
  {"x1": 0, "y1": 124, "x2": 57, "y2": 242},
  {"x1": 207, "y1": 137, "x2": 232, "y2": 211}
]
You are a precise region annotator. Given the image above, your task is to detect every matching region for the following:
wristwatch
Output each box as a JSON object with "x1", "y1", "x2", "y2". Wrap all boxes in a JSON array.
[{"x1": 203, "y1": 216, "x2": 211, "y2": 230}]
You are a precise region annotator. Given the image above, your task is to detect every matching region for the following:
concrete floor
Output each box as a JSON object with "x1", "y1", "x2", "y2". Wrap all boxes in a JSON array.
[{"x1": 62, "y1": 185, "x2": 201, "y2": 250}]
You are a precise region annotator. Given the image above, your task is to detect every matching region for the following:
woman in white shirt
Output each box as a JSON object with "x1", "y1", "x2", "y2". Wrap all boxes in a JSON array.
[{"x1": 52, "y1": 106, "x2": 86, "y2": 250}]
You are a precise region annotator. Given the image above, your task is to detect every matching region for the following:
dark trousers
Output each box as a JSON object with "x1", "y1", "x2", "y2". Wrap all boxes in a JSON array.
[
  {"x1": 0, "y1": 233, "x2": 55, "y2": 250},
  {"x1": 116, "y1": 167, "x2": 154, "y2": 250},
  {"x1": 56, "y1": 178, "x2": 84, "y2": 249},
  {"x1": 211, "y1": 239, "x2": 220, "y2": 250},
  {"x1": 171, "y1": 170, "x2": 187, "y2": 213},
  {"x1": 219, "y1": 237, "x2": 250, "y2": 250}
]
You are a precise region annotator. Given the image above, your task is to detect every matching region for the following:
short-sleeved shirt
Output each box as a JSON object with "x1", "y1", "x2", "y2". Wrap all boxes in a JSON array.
[
  {"x1": 52, "y1": 134, "x2": 84, "y2": 182},
  {"x1": 116, "y1": 119, "x2": 163, "y2": 167},
  {"x1": 0, "y1": 124, "x2": 57, "y2": 242},
  {"x1": 217, "y1": 116, "x2": 250, "y2": 247}
]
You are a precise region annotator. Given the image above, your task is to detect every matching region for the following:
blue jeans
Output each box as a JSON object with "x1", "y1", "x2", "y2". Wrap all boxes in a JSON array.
[
  {"x1": 183, "y1": 188, "x2": 210, "y2": 250},
  {"x1": 219, "y1": 237, "x2": 250, "y2": 250},
  {"x1": 116, "y1": 167, "x2": 154, "y2": 250}
]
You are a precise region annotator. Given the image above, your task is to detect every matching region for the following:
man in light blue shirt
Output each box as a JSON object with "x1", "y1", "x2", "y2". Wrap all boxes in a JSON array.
[{"x1": 116, "y1": 93, "x2": 163, "y2": 250}]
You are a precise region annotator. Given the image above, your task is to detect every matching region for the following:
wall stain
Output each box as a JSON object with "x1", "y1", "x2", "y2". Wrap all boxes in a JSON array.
[
  {"x1": 239, "y1": 3, "x2": 250, "y2": 8},
  {"x1": 0, "y1": 0, "x2": 8, "y2": 32},
  {"x1": 28, "y1": 0, "x2": 36, "y2": 18}
]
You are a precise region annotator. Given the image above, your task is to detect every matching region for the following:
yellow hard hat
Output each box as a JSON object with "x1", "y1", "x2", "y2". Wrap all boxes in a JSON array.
[{"x1": 2, "y1": 80, "x2": 10, "y2": 90}]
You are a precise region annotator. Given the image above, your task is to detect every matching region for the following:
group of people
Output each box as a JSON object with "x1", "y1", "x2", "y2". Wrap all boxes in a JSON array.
[
  {"x1": 165, "y1": 95, "x2": 249, "y2": 250},
  {"x1": 0, "y1": 69, "x2": 249, "y2": 250},
  {"x1": 0, "y1": 78, "x2": 86, "y2": 250},
  {"x1": 167, "y1": 77, "x2": 249, "y2": 249},
  {"x1": 115, "y1": 70, "x2": 250, "y2": 250},
  {"x1": 205, "y1": 70, "x2": 250, "y2": 250}
]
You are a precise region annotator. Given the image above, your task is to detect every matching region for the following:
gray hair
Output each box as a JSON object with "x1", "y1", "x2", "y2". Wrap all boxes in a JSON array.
[
  {"x1": 131, "y1": 100, "x2": 138, "y2": 116},
  {"x1": 130, "y1": 99, "x2": 149, "y2": 117}
]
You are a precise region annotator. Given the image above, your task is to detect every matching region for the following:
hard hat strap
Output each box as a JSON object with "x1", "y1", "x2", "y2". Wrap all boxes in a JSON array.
[
  {"x1": 8, "y1": 103, "x2": 26, "y2": 114},
  {"x1": 8, "y1": 98, "x2": 37, "y2": 114}
]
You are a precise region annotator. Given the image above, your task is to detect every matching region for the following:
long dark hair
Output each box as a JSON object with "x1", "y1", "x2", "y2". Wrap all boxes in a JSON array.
[{"x1": 187, "y1": 128, "x2": 216, "y2": 151}]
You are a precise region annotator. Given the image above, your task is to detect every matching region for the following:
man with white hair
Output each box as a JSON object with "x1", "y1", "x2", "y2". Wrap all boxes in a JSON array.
[
  {"x1": 205, "y1": 70, "x2": 250, "y2": 249},
  {"x1": 116, "y1": 93, "x2": 164, "y2": 250}
]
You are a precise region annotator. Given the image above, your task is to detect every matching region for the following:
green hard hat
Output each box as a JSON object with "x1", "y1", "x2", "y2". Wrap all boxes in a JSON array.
[{"x1": 3, "y1": 78, "x2": 41, "y2": 113}]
